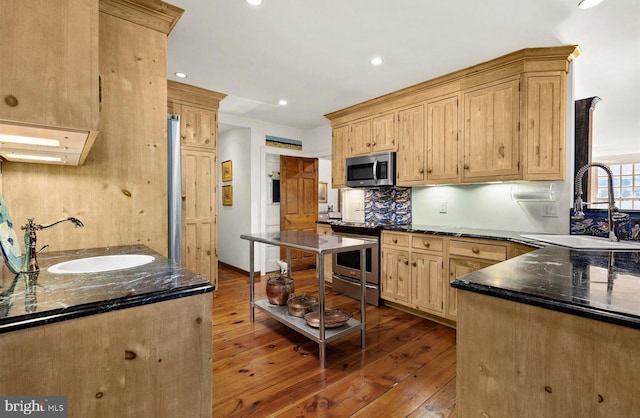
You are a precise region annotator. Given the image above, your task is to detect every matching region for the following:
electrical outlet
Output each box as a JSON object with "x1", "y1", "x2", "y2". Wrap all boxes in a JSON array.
[
  {"x1": 439, "y1": 201, "x2": 447, "y2": 214},
  {"x1": 542, "y1": 203, "x2": 559, "y2": 217}
]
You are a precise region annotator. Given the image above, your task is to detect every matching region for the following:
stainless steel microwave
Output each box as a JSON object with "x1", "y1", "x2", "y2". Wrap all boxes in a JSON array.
[{"x1": 345, "y1": 152, "x2": 396, "y2": 187}]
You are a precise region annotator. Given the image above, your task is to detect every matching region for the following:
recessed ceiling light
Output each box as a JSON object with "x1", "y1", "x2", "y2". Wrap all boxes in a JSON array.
[
  {"x1": 7, "y1": 154, "x2": 62, "y2": 162},
  {"x1": 370, "y1": 57, "x2": 383, "y2": 66},
  {"x1": 578, "y1": 0, "x2": 604, "y2": 9},
  {"x1": 278, "y1": 99, "x2": 288, "y2": 106},
  {"x1": 246, "y1": 0, "x2": 263, "y2": 5},
  {"x1": 174, "y1": 72, "x2": 187, "y2": 78}
]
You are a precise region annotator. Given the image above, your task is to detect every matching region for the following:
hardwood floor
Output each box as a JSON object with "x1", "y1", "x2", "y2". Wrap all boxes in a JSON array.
[{"x1": 213, "y1": 265, "x2": 457, "y2": 417}]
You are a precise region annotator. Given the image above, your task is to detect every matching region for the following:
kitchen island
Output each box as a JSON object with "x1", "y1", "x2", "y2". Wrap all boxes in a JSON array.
[
  {"x1": 452, "y1": 246, "x2": 640, "y2": 417},
  {"x1": 0, "y1": 245, "x2": 213, "y2": 418}
]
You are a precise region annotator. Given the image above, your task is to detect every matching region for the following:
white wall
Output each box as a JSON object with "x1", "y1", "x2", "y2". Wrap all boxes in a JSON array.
[
  {"x1": 218, "y1": 112, "x2": 330, "y2": 274},
  {"x1": 218, "y1": 126, "x2": 252, "y2": 270},
  {"x1": 318, "y1": 158, "x2": 339, "y2": 213}
]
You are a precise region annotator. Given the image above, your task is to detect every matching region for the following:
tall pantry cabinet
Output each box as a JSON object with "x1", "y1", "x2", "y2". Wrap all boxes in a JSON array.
[{"x1": 168, "y1": 81, "x2": 226, "y2": 293}]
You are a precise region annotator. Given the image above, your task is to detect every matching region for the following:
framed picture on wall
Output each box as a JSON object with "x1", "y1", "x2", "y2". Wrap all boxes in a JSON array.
[
  {"x1": 222, "y1": 185, "x2": 233, "y2": 206},
  {"x1": 221, "y1": 160, "x2": 232, "y2": 182},
  {"x1": 318, "y1": 182, "x2": 328, "y2": 203}
]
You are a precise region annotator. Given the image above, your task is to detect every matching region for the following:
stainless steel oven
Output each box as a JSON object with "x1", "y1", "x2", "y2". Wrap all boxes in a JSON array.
[{"x1": 331, "y1": 225, "x2": 381, "y2": 306}]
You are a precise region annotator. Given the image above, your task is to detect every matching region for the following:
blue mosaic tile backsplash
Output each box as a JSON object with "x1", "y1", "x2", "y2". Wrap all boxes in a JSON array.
[
  {"x1": 364, "y1": 187, "x2": 411, "y2": 225},
  {"x1": 570, "y1": 209, "x2": 640, "y2": 241}
]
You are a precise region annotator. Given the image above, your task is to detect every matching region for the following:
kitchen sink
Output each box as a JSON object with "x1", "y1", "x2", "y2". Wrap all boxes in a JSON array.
[
  {"x1": 521, "y1": 234, "x2": 640, "y2": 250},
  {"x1": 47, "y1": 254, "x2": 155, "y2": 274}
]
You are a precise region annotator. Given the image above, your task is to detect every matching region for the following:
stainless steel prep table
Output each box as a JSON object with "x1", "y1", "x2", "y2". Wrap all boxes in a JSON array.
[{"x1": 240, "y1": 231, "x2": 377, "y2": 368}]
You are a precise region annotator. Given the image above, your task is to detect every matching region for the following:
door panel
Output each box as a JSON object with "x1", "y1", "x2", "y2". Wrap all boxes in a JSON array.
[{"x1": 280, "y1": 155, "x2": 319, "y2": 271}]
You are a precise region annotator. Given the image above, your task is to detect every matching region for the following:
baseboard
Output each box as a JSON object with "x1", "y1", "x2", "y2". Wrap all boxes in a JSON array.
[{"x1": 218, "y1": 261, "x2": 249, "y2": 276}]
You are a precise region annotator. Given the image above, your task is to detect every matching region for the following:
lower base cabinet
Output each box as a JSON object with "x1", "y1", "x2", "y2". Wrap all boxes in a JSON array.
[{"x1": 382, "y1": 231, "x2": 532, "y2": 325}]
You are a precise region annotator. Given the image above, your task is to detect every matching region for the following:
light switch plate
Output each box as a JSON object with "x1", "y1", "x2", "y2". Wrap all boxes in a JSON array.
[
  {"x1": 542, "y1": 203, "x2": 559, "y2": 217},
  {"x1": 439, "y1": 201, "x2": 447, "y2": 214}
]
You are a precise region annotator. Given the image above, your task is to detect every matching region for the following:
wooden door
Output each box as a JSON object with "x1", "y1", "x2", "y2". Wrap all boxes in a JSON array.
[
  {"x1": 396, "y1": 105, "x2": 426, "y2": 185},
  {"x1": 182, "y1": 149, "x2": 216, "y2": 283},
  {"x1": 524, "y1": 73, "x2": 564, "y2": 180},
  {"x1": 447, "y1": 257, "x2": 494, "y2": 320},
  {"x1": 372, "y1": 112, "x2": 396, "y2": 152},
  {"x1": 349, "y1": 118, "x2": 372, "y2": 156},
  {"x1": 426, "y1": 95, "x2": 460, "y2": 183},
  {"x1": 462, "y1": 78, "x2": 520, "y2": 181},
  {"x1": 181, "y1": 105, "x2": 216, "y2": 150},
  {"x1": 280, "y1": 156, "x2": 318, "y2": 271},
  {"x1": 411, "y1": 252, "x2": 444, "y2": 314},
  {"x1": 381, "y1": 247, "x2": 410, "y2": 303},
  {"x1": 331, "y1": 125, "x2": 349, "y2": 188}
]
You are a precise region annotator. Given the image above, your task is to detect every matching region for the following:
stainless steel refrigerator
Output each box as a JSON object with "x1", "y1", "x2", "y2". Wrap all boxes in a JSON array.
[{"x1": 167, "y1": 114, "x2": 182, "y2": 264}]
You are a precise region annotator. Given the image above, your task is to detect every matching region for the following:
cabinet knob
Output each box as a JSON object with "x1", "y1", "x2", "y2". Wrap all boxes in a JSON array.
[
  {"x1": 472, "y1": 247, "x2": 480, "y2": 254},
  {"x1": 411, "y1": 261, "x2": 417, "y2": 267},
  {"x1": 419, "y1": 168, "x2": 424, "y2": 173},
  {"x1": 427, "y1": 168, "x2": 432, "y2": 173},
  {"x1": 372, "y1": 142, "x2": 376, "y2": 146},
  {"x1": 392, "y1": 238, "x2": 398, "y2": 243},
  {"x1": 181, "y1": 194, "x2": 186, "y2": 200},
  {"x1": 464, "y1": 164, "x2": 470, "y2": 170},
  {"x1": 366, "y1": 143, "x2": 371, "y2": 147},
  {"x1": 423, "y1": 241, "x2": 430, "y2": 248},
  {"x1": 403, "y1": 259, "x2": 409, "y2": 265},
  {"x1": 4, "y1": 95, "x2": 18, "y2": 107}
]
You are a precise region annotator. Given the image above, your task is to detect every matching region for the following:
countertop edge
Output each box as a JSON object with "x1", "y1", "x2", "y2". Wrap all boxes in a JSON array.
[
  {"x1": 451, "y1": 279, "x2": 640, "y2": 330},
  {"x1": 0, "y1": 283, "x2": 213, "y2": 334}
]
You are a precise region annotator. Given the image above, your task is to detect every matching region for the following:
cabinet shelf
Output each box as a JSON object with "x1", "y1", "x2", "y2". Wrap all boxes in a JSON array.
[{"x1": 255, "y1": 299, "x2": 361, "y2": 344}]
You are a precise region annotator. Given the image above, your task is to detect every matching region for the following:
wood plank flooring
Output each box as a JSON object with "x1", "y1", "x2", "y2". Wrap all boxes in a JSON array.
[{"x1": 213, "y1": 265, "x2": 457, "y2": 417}]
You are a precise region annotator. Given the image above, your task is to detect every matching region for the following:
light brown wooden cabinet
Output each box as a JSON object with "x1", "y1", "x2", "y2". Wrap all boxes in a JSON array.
[
  {"x1": 168, "y1": 81, "x2": 226, "y2": 292},
  {"x1": 462, "y1": 78, "x2": 521, "y2": 182},
  {"x1": 381, "y1": 231, "x2": 444, "y2": 315},
  {"x1": 0, "y1": 0, "x2": 99, "y2": 165},
  {"x1": 381, "y1": 230, "x2": 535, "y2": 324},
  {"x1": 396, "y1": 105, "x2": 426, "y2": 185},
  {"x1": 348, "y1": 118, "x2": 373, "y2": 156},
  {"x1": 348, "y1": 113, "x2": 396, "y2": 157},
  {"x1": 316, "y1": 224, "x2": 334, "y2": 284},
  {"x1": 326, "y1": 47, "x2": 579, "y2": 187},
  {"x1": 331, "y1": 124, "x2": 349, "y2": 188},
  {"x1": 426, "y1": 94, "x2": 460, "y2": 183}
]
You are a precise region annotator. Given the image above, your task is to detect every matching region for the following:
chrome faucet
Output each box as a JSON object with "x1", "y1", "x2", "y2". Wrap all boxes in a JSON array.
[
  {"x1": 574, "y1": 162, "x2": 628, "y2": 241},
  {"x1": 21, "y1": 217, "x2": 84, "y2": 272}
]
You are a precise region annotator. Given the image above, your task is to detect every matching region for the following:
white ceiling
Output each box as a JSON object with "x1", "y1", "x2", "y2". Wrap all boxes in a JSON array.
[{"x1": 167, "y1": 0, "x2": 640, "y2": 158}]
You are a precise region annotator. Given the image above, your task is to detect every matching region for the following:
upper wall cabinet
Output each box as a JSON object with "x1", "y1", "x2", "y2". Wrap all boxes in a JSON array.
[
  {"x1": 325, "y1": 46, "x2": 580, "y2": 188},
  {"x1": 0, "y1": 0, "x2": 99, "y2": 165},
  {"x1": 332, "y1": 124, "x2": 349, "y2": 188},
  {"x1": 348, "y1": 112, "x2": 397, "y2": 157}
]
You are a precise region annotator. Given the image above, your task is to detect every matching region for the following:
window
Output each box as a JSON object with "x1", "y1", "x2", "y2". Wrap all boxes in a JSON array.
[{"x1": 595, "y1": 162, "x2": 640, "y2": 210}]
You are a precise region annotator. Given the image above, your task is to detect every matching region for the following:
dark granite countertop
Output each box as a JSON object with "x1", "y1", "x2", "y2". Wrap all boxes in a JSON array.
[
  {"x1": 0, "y1": 245, "x2": 213, "y2": 333},
  {"x1": 452, "y1": 246, "x2": 640, "y2": 329}
]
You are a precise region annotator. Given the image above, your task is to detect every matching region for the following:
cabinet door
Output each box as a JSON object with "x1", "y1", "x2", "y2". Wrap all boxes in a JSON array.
[
  {"x1": 396, "y1": 105, "x2": 426, "y2": 185},
  {"x1": 331, "y1": 125, "x2": 349, "y2": 188},
  {"x1": 0, "y1": 0, "x2": 98, "y2": 130},
  {"x1": 524, "y1": 73, "x2": 565, "y2": 180},
  {"x1": 181, "y1": 105, "x2": 216, "y2": 150},
  {"x1": 372, "y1": 112, "x2": 396, "y2": 153},
  {"x1": 447, "y1": 257, "x2": 494, "y2": 320},
  {"x1": 381, "y1": 247, "x2": 410, "y2": 304},
  {"x1": 426, "y1": 95, "x2": 460, "y2": 183},
  {"x1": 411, "y1": 252, "x2": 444, "y2": 314},
  {"x1": 182, "y1": 149, "x2": 216, "y2": 285},
  {"x1": 462, "y1": 79, "x2": 520, "y2": 182},
  {"x1": 349, "y1": 118, "x2": 373, "y2": 156}
]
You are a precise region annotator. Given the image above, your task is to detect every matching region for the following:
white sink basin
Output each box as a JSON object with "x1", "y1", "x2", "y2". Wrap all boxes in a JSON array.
[
  {"x1": 47, "y1": 254, "x2": 155, "y2": 274},
  {"x1": 521, "y1": 234, "x2": 640, "y2": 250}
]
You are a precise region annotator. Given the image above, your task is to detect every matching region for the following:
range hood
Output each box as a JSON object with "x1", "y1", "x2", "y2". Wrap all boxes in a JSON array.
[{"x1": 0, "y1": 120, "x2": 98, "y2": 166}]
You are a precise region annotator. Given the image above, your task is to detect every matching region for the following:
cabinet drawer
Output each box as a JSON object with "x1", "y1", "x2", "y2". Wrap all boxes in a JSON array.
[
  {"x1": 411, "y1": 234, "x2": 444, "y2": 252},
  {"x1": 382, "y1": 232, "x2": 410, "y2": 247},
  {"x1": 449, "y1": 239, "x2": 507, "y2": 262}
]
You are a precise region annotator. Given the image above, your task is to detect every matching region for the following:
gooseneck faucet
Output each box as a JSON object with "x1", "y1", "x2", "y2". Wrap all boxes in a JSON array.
[
  {"x1": 21, "y1": 217, "x2": 84, "y2": 272},
  {"x1": 574, "y1": 162, "x2": 628, "y2": 241}
]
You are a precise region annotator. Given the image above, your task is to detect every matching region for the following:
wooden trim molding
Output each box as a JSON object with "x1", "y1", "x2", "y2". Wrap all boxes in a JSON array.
[
  {"x1": 325, "y1": 45, "x2": 580, "y2": 125},
  {"x1": 167, "y1": 80, "x2": 228, "y2": 110},
  {"x1": 99, "y1": 0, "x2": 184, "y2": 35}
]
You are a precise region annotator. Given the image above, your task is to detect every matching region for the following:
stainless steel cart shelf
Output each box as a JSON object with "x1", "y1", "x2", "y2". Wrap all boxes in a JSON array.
[{"x1": 241, "y1": 230, "x2": 376, "y2": 368}]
